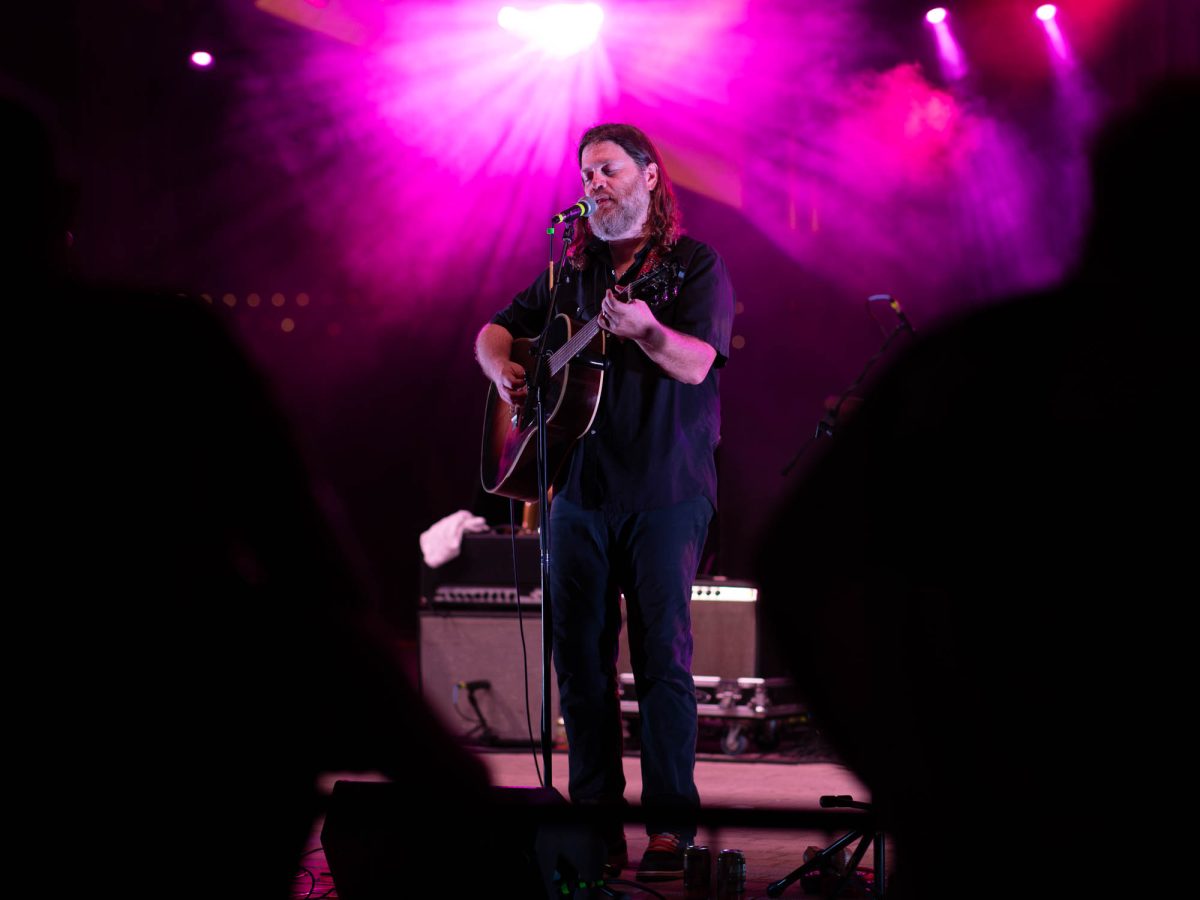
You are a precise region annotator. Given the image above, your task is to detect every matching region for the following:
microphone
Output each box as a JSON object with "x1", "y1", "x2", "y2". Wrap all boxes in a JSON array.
[
  {"x1": 868, "y1": 293, "x2": 916, "y2": 334},
  {"x1": 550, "y1": 196, "x2": 598, "y2": 225}
]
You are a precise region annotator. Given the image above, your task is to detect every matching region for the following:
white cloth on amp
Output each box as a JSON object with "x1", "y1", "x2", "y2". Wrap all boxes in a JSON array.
[{"x1": 419, "y1": 509, "x2": 490, "y2": 568}]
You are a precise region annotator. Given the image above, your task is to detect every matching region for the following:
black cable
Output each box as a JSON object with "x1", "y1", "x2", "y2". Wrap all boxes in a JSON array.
[
  {"x1": 450, "y1": 686, "x2": 480, "y2": 723},
  {"x1": 451, "y1": 681, "x2": 492, "y2": 742},
  {"x1": 292, "y1": 866, "x2": 316, "y2": 898},
  {"x1": 295, "y1": 847, "x2": 339, "y2": 899},
  {"x1": 512, "y1": 497, "x2": 544, "y2": 787}
]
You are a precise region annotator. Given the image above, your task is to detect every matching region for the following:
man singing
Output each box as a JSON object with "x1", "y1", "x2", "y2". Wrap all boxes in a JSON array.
[{"x1": 475, "y1": 123, "x2": 735, "y2": 881}]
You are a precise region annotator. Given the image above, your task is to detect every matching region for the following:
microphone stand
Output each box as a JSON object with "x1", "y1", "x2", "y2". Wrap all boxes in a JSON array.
[
  {"x1": 781, "y1": 296, "x2": 915, "y2": 476},
  {"x1": 527, "y1": 221, "x2": 576, "y2": 787},
  {"x1": 767, "y1": 794, "x2": 885, "y2": 899}
]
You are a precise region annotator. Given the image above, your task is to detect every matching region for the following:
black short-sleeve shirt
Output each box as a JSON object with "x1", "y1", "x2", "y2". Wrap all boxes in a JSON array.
[{"x1": 490, "y1": 235, "x2": 735, "y2": 513}]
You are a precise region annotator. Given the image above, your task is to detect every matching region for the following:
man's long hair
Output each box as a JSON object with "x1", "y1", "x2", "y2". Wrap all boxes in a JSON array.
[{"x1": 567, "y1": 123, "x2": 683, "y2": 270}]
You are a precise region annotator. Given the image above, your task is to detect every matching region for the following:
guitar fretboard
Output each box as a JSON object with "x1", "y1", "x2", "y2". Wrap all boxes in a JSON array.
[
  {"x1": 545, "y1": 263, "x2": 680, "y2": 375},
  {"x1": 548, "y1": 316, "x2": 602, "y2": 376}
]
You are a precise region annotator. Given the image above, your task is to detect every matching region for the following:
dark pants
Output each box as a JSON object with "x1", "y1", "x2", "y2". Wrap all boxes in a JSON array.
[{"x1": 549, "y1": 494, "x2": 711, "y2": 840}]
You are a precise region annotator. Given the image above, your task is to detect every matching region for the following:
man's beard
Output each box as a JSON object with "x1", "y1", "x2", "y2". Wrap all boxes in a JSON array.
[{"x1": 590, "y1": 181, "x2": 651, "y2": 241}]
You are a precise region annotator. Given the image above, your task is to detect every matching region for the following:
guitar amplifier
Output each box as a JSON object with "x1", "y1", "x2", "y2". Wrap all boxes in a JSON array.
[
  {"x1": 418, "y1": 531, "x2": 771, "y2": 742},
  {"x1": 418, "y1": 607, "x2": 560, "y2": 745},
  {"x1": 420, "y1": 530, "x2": 540, "y2": 610}
]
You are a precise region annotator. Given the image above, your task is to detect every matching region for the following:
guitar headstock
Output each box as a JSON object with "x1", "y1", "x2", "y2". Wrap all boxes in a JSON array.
[{"x1": 624, "y1": 260, "x2": 687, "y2": 308}]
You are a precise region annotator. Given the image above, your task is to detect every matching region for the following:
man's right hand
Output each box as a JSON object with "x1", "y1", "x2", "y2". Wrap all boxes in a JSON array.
[
  {"x1": 493, "y1": 360, "x2": 527, "y2": 405},
  {"x1": 476, "y1": 323, "x2": 527, "y2": 404}
]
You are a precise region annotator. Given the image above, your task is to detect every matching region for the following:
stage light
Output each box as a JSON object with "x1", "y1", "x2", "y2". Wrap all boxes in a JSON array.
[
  {"x1": 924, "y1": 8, "x2": 964, "y2": 80},
  {"x1": 1036, "y1": 3, "x2": 1070, "y2": 61},
  {"x1": 497, "y1": 3, "x2": 604, "y2": 59},
  {"x1": 190, "y1": 50, "x2": 214, "y2": 68}
]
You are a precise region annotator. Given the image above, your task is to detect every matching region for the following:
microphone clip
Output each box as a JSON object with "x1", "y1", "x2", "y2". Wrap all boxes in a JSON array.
[{"x1": 868, "y1": 293, "x2": 915, "y2": 333}]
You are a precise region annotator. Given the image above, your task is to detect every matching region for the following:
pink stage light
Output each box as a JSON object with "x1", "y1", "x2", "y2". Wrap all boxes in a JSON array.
[
  {"x1": 190, "y1": 50, "x2": 214, "y2": 68},
  {"x1": 498, "y1": 3, "x2": 605, "y2": 59},
  {"x1": 924, "y1": 9, "x2": 965, "y2": 80},
  {"x1": 1036, "y1": 5, "x2": 1070, "y2": 61}
]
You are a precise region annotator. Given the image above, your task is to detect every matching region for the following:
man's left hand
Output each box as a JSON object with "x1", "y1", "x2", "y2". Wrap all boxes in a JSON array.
[{"x1": 599, "y1": 290, "x2": 659, "y2": 343}]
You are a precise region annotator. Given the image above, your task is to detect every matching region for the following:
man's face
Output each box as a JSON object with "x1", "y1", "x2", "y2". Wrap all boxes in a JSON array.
[{"x1": 580, "y1": 140, "x2": 658, "y2": 242}]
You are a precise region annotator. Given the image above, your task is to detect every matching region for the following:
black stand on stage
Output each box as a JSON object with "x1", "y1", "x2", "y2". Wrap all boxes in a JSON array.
[
  {"x1": 526, "y1": 220, "x2": 577, "y2": 787},
  {"x1": 772, "y1": 295, "x2": 914, "y2": 897},
  {"x1": 767, "y1": 795, "x2": 885, "y2": 899},
  {"x1": 781, "y1": 294, "x2": 915, "y2": 476}
]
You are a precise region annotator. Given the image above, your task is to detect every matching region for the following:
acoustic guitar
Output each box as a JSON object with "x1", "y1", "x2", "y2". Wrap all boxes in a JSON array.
[{"x1": 480, "y1": 261, "x2": 686, "y2": 501}]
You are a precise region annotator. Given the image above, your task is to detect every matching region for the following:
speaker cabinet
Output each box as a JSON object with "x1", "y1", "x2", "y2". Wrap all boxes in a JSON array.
[{"x1": 418, "y1": 609, "x2": 561, "y2": 745}]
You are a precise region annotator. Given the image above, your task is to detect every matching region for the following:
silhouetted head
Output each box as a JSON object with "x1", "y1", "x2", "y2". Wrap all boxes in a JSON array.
[
  {"x1": 1081, "y1": 76, "x2": 1200, "y2": 290},
  {"x1": 1, "y1": 89, "x2": 74, "y2": 285}
]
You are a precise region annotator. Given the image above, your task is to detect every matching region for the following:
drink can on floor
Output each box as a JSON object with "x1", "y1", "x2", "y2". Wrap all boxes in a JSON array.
[
  {"x1": 716, "y1": 848, "x2": 746, "y2": 896},
  {"x1": 684, "y1": 844, "x2": 712, "y2": 897}
]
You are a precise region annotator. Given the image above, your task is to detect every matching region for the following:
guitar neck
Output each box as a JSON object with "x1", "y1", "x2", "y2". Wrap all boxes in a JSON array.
[
  {"x1": 545, "y1": 264, "x2": 676, "y2": 376},
  {"x1": 548, "y1": 315, "x2": 602, "y2": 376}
]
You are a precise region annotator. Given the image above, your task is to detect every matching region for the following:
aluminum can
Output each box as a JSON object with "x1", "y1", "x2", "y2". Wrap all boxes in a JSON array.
[
  {"x1": 684, "y1": 844, "x2": 712, "y2": 898},
  {"x1": 716, "y1": 848, "x2": 746, "y2": 896}
]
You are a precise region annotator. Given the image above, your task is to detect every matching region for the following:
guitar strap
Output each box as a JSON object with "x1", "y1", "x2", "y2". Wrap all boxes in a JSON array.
[{"x1": 626, "y1": 245, "x2": 662, "y2": 286}]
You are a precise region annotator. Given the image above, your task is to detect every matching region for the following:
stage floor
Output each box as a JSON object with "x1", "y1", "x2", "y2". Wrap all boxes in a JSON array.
[{"x1": 301, "y1": 748, "x2": 883, "y2": 899}]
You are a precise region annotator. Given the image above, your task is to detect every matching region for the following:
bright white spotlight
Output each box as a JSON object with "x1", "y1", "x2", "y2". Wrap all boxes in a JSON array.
[
  {"x1": 190, "y1": 50, "x2": 214, "y2": 68},
  {"x1": 924, "y1": 8, "x2": 965, "y2": 80},
  {"x1": 1036, "y1": 4, "x2": 1070, "y2": 61},
  {"x1": 498, "y1": 3, "x2": 604, "y2": 59}
]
